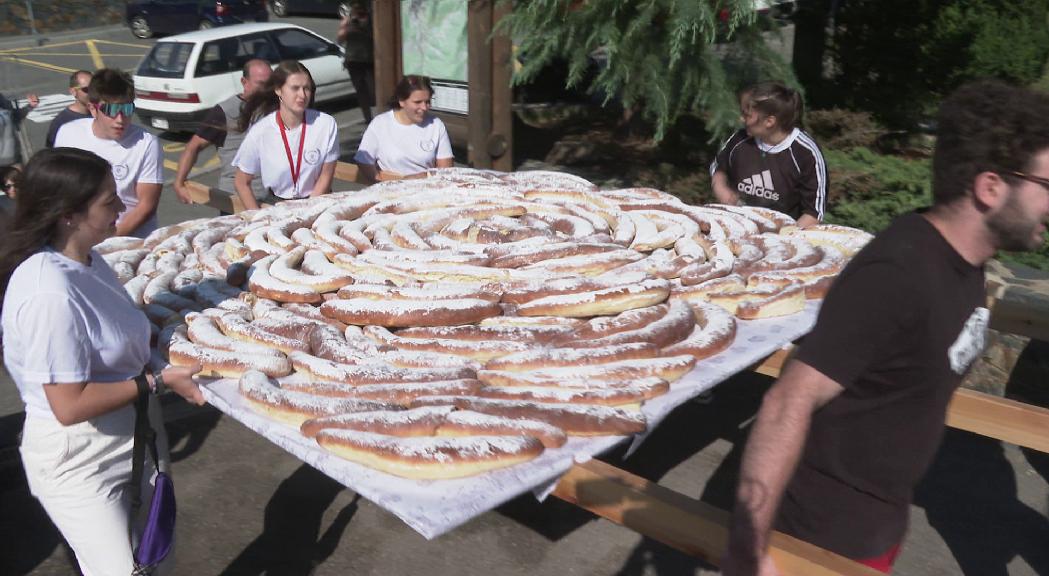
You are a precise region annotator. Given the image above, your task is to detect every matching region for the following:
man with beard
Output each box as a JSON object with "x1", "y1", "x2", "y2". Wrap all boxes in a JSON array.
[{"x1": 722, "y1": 80, "x2": 1049, "y2": 575}]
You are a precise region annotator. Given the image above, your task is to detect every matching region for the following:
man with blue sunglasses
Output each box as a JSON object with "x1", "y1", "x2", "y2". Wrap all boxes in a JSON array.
[{"x1": 54, "y1": 68, "x2": 163, "y2": 238}]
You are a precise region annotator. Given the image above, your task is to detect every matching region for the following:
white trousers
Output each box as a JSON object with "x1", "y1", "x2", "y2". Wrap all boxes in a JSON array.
[{"x1": 20, "y1": 397, "x2": 173, "y2": 576}]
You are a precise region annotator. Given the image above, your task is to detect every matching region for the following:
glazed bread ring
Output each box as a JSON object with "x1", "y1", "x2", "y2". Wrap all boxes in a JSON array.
[
  {"x1": 320, "y1": 296, "x2": 502, "y2": 327},
  {"x1": 411, "y1": 395, "x2": 646, "y2": 437},
  {"x1": 238, "y1": 370, "x2": 396, "y2": 427},
  {"x1": 484, "y1": 342, "x2": 661, "y2": 372},
  {"x1": 664, "y1": 300, "x2": 737, "y2": 359},
  {"x1": 516, "y1": 278, "x2": 671, "y2": 317},
  {"x1": 168, "y1": 327, "x2": 292, "y2": 378},
  {"x1": 313, "y1": 429, "x2": 545, "y2": 480},
  {"x1": 476, "y1": 354, "x2": 696, "y2": 387}
]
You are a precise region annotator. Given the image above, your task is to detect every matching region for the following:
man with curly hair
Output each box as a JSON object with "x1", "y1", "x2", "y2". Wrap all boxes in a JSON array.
[{"x1": 722, "y1": 80, "x2": 1049, "y2": 575}]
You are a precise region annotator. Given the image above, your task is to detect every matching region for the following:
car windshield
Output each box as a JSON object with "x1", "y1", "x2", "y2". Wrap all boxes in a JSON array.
[{"x1": 138, "y1": 42, "x2": 194, "y2": 78}]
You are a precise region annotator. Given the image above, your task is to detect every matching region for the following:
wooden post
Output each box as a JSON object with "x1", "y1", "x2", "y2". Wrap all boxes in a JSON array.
[
  {"x1": 372, "y1": 0, "x2": 401, "y2": 116},
  {"x1": 490, "y1": 0, "x2": 514, "y2": 171},
  {"x1": 467, "y1": 0, "x2": 494, "y2": 168}
]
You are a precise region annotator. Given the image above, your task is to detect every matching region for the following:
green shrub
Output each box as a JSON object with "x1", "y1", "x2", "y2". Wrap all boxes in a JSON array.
[
  {"x1": 829, "y1": 0, "x2": 1049, "y2": 128},
  {"x1": 821, "y1": 146, "x2": 1049, "y2": 270},
  {"x1": 806, "y1": 109, "x2": 885, "y2": 151},
  {"x1": 822, "y1": 147, "x2": 932, "y2": 233}
]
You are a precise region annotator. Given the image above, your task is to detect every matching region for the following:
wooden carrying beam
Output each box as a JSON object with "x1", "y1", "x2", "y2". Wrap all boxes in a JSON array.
[
  {"x1": 551, "y1": 460, "x2": 885, "y2": 576},
  {"x1": 751, "y1": 347, "x2": 1049, "y2": 453}
]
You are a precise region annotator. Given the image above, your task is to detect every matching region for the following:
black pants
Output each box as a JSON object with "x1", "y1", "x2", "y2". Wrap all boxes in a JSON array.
[{"x1": 344, "y1": 61, "x2": 375, "y2": 123}]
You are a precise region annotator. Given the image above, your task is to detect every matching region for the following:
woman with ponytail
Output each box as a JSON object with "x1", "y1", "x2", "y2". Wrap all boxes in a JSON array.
[
  {"x1": 233, "y1": 60, "x2": 340, "y2": 210},
  {"x1": 1, "y1": 148, "x2": 203, "y2": 575},
  {"x1": 710, "y1": 81, "x2": 828, "y2": 228}
]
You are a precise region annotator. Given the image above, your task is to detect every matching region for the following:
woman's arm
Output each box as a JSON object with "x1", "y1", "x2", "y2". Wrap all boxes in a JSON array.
[
  {"x1": 310, "y1": 161, "x2": 337, "y2": 197},
  {"x1": 42, "y1": 364, "x2": 203, "y2": 426},
  {"x1": 435, "y1": 157, "x2": 454, "y2": 169},
  {"x1": 235, "y1": 169, "x2": 261, "y2": 211}
]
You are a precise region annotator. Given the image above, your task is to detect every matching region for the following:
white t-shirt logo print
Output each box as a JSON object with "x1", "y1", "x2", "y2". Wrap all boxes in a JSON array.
[
  {"x1": 305, "y1": 149, "x2": 320, "y2": 165},
  {"x1": 112, "y1": 163, "x2": 130, "y2": 181},
  {"x1": 948, "y1": 307, "x2": 989, "y2": 375},
  {"x1": 419, "y1": 138, "x2": 436, "y2": 152}
]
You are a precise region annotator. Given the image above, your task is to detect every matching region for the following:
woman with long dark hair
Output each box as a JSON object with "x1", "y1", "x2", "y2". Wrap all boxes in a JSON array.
[
  {"x1": 233, "y1": 60, "x2": 340, "y2": 211},
  {"x1": 0, "y1": 148, "x2": 203, "y2": 575},
  {"x1": 354, "y1": 74, "x2": 454, "y2": 183}
]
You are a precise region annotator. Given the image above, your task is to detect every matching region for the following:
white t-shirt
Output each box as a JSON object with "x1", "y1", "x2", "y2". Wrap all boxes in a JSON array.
[
  {"x1": 233, "y1": 109, "x2": 340, "y2": 199},
  {"x1": 54, "y1": 118, "x2": 164, "y2": 238},
  {"x1": 1, "y1": 248, "x2": 151, "y2": 423},
  {"x1": 354, "y1": 110, "x2": 453, "y2": 175}
]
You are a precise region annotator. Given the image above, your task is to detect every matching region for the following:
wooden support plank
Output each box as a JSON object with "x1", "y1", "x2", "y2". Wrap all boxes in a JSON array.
[
  {"x1": 372, "y1": 0, "x2": 401, "y2": 115},
  {"x1": 550, "y1": 460, "x2": 884, "y2": 576},
  {"x1": 988, "y1": 295, "x2": 1049, "y2": 342},
  {"x1": 467, "y1": 0, "x2": 494, "y2": 168},
  {"x1": 185, "y1": 181, "x2": 240, "y2": 214},
  {"x1": 750, "y1": 345, "x2": 1049, "y2": 453},
  {"x1": 490, "y1": 1, "x2": 514, "y2": 172},
  {"x1": 333, "y1": 161, "x2": 363, "y2": 185},
  {"x1": 946, "y1": 388, "x2": 1049, "y2": 453}
]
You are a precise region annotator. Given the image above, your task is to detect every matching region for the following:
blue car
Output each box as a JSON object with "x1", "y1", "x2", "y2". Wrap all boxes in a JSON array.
[{"x1": 126, "y1": 0, "x2": 269, "y2": 39}]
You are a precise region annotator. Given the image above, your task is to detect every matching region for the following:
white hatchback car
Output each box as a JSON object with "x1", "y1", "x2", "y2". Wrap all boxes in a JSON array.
[{"x1": 133, "y1": 22, "x2": 353, "y2": 132}]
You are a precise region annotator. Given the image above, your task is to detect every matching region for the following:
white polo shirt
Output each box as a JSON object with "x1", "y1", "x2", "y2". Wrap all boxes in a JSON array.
[
  {"x1": 2, "y1": 248, "x2": 151, "y2": 424},
  {"x1": 54, "y1": 118, "x2": 163, "y2": 238},
  {"x1": 233, "y1": 109, "x2": 340, "y2": 199},
  {"x1": 354, "y1": 110, "x2": 453, "y2": 175}
]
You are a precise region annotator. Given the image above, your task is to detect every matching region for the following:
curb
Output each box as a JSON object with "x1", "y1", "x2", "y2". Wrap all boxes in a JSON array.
[{"x1": 0, "y1": 24, "x2": 129, "y2": 50}]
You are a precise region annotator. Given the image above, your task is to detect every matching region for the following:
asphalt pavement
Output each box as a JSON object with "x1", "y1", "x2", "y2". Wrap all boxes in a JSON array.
[{"x1": 1, "y1": 20, "x2": 1048, "y2": 576}]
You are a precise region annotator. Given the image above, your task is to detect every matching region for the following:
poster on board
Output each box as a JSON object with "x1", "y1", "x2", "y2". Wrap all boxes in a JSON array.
[{"x1": 400, "y1": 0, "x2": 469, "y2": 115}]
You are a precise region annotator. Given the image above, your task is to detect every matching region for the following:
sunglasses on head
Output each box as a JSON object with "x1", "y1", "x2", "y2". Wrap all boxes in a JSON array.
[{"x1": 95, "y1": 102, "x2": 135, "y2": 118}]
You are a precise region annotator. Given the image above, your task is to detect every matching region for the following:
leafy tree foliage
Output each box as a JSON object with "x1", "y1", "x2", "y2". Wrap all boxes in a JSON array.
[
  {"x1": 499, "y1": 0, "x2": 795, "y2": 141},
  {"x1": 829, "y1": 0, "x2": 1049, "y2": 128}
]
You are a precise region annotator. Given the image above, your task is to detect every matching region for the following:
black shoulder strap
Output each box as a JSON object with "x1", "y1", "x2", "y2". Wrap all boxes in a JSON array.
[{"x1": 129, "y1": 372, "x2": 161, "y2": 543}]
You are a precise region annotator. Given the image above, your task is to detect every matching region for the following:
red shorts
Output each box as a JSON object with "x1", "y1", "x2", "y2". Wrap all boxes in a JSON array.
[{"x1": 854, "y1": 543, "x2": 902, "y2": 573}]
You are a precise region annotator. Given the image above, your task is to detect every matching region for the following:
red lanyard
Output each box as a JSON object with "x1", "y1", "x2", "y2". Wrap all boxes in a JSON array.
[{"x1": 277, "y1": 112, "x2": 307, "y2": 189}]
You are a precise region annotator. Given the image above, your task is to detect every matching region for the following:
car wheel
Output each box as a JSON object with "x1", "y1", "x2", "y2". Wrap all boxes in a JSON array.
[
  {"x1": 199, "y1": 19, "x2": 214, "y2": 30},
  {"x1": 129, "y1": 15, "x2": 153, "y2": 39},
  {"x1": 338, "y1": 2, "x2": 351, "y2": 19},
  {"x1": 270, "y1": 0, "x2": 288, "y2": 17}
]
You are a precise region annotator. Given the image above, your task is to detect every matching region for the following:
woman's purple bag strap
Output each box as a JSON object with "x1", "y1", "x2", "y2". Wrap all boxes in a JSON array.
[{"x1": 129, "y1": 372, "x2": 176, "y2": 574}]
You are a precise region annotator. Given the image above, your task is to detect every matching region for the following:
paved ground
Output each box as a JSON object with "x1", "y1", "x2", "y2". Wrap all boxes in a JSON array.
[{"x1": 1, "y1": 20, "x2": 1048, "y2": 576}]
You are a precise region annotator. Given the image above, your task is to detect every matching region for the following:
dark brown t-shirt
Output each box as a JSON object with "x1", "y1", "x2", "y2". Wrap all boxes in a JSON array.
[{"x1": 779, "y1": 212, "x2": 988, "y2": 558}]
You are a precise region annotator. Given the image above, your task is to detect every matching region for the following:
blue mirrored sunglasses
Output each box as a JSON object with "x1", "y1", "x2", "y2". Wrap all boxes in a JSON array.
[{"x1": 95, "y1": 102, "x2": 135, "y2": 118}]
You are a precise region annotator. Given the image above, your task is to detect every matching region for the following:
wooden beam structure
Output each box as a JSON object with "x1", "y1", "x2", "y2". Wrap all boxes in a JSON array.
[{"x1": 551, "y1": 460, "x2": 885, "y2": 576}]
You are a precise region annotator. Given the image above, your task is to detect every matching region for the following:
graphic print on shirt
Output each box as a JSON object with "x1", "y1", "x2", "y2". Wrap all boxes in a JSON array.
[
  {"x1": 948, "y1": 307, "x2": 989, "y2": 375},
  {"x1": 419, "y1": 138, "x2": 436, "y2": 152},
  {"x1": 112, "y1": 163, "x2": 129, "y2": 181},
  {"x1": 738, "y1": 169, "x2": 779, "y2": 201},
  {"x1": 305, "y1": 149, "x2": 321, "y2": 165}
]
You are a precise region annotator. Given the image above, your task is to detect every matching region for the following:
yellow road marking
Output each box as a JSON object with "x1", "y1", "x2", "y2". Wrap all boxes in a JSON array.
[
  {"x1": 0, "y1": 39, "x2": 95, "y2": 53},
  {"x1": 0, "y1": 52, "x2": 145, "y2": 57},
  {"x1": 93, "y1": 39, "x2": 153, "y2": 49},
  {"x1": 202, "y1": 155, "x2": 220, "y2": 169},
  {"x1": 0, "y1": 55, "x2": 75, "y2": 74},
  {"x1": 163, "y1": 159, "x2": 179, "y2": 171},
  {"x1": 163, "y1": 142, "x2": 186, "y2": 152},
  {"x1": 85, "y1": 40, "x2": 105, "y2": 69}
]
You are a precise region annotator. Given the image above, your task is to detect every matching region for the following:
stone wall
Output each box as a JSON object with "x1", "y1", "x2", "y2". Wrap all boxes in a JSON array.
[{"x1": 0, "y1": 1, "x2": 124, "y2": 37}]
